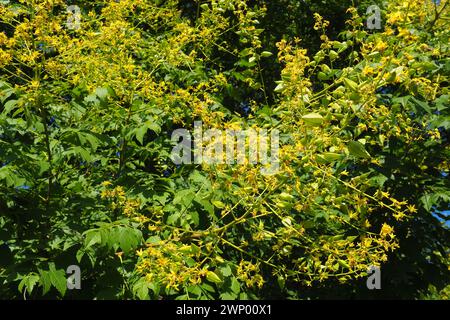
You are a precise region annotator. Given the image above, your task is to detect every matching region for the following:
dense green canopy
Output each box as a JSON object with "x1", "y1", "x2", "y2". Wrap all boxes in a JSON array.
[{"x1": 0, "y1": 0, "x2": 448, "y2": 299}]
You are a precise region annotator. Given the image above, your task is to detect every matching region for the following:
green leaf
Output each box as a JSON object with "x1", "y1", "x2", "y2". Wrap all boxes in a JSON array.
[
  {"x1": 320, "y1": 152, "x2": 344, "y2": 163},
  {"x1": 84, "y1": 230, "x2": 102, "y2": 248},
  {"x1": 37, "y1": 160, "x2": 50, "y2": 175},
  {"x1": 318, "y1": 72, "x2": 329, "y2": 81},
  {"x1": 212, "y1": 200, "x2": 225, "y2": 209},
  {"x1": 3, "y1": 99, "x2": 18, "y2": 115},
  {"x1": 174, "y1": 189, "x2": 196, "y2": 207},
  {"x1": 133, "y1": 278, "x2": 150, "y2": 300},
  {"x1": 343, "y1": 78, "x2": 359, "y2": 91},
  {"x1": 329, "y1": 50, "x2": 338, "y2": 60},
  {"x1": 411, "y1": 97, "x2": 432, "y2": 114},
  {"x1": 348, "y1": 141, "x2": 371, "y2": 159},
  {"x1": 38, "y1": 270, "x2": 52, "y2": 295},
  {"x1": 76, "y1": 247, "x2": 96, "y2": 267},
  {"x1": 76, "y1": 249, "x2": 85, "y2": 264},
  {"x1": 18, "y1": 274, "x2": 40, "y2": 295},
  {"x1": 230, "y1": 277, "x2": 240, "y2": 294},
  {"x1": 49, "y1": 268, "x2": 67, "y2": 296},
  {"x1": 302, "y1": 113, "x2": 324, "y2": 126},
  {"x1": 392, "y1": 96, "x2": 411, "y2": 108},
  {"x1": 220, "y1": 292, "x2": 237, "y2": 300},
  {"x1": 274, "y1": 82, "x2": 286, "y2": 93},
  {"x1": 135, "y1": 125, "x2": 147, "y2": 145},
  {"x1": 369, "y1": 174, "x2": 388, "y2": 187},
  {"x1": 117, "y1": 226, "x2": 142, "y2": 253},
  {"x1": 421, "y1": 194, "x2": 437, "y2": 211},
  {"x1": 338, "y1": 259, "x2": 350, "y2": 269},
  {"x1": 200, "y1": 282, "x2": 216, "y2": 293},
  {"x1": 206, "y1": 271, "x2": 223, "y2": 284},
  {"x1": 277, "y1": 276, "x2": 286, "y2": 290},
  {"x1": 95, "y1": 87, "x2": 109, "y2": 101},
  {"x1": 411, "y1": 61, "x2": 438, "y2": 71},
  {"x1": 190, "y1": 211, "x2": 200, "y2": 225},
  {"x1": 166, "y1": 212, "x2": 180, "y2": 225},
  {"x1": 79, "y1": 131, "x2": 101, "y2": 151},
  {"x1": 73, "y1": 146, "x2": 92, "y2": 162},
  {"x1": 0, "y1": 85, "x2": 15, "y2": 104},
  {"x1": 220, "y1": 265, "x2": 232, "y2": 277},
  {"x1": 134, "y1": 121, "x2": 161, "y2": 145}
]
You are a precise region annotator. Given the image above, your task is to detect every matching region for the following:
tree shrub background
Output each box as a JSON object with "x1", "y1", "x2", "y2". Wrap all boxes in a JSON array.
[{"x1": 0, "y1": 0, "x2": 448, "y2": 299}]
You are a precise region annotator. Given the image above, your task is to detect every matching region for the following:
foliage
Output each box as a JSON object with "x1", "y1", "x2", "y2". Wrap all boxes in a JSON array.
[{"x1": 0, "y1": 0, "x2": 448, "y2": 300}]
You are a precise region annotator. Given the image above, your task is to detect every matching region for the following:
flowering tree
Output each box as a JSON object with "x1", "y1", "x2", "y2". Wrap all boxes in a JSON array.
[{"x1": 0, "y1": 0, "x2": 448, "y2": 299}]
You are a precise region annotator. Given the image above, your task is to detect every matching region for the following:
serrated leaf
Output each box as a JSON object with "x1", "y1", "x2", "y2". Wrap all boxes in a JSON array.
[
  {"x1": 190, "y1": 211, "x2": 200, "y2": 225},
  {"x1": 19, "y1": 274, "x2": 40, "y2": 295},
  {"x1": 49, "y1": 268, "x2": 67, "y2": 296},
  {"x1": 3, "y1": 99, "x2": 18, "y2": 115},
  {"x1": 220, "y1": 265, "x2": 232, "y2": 277},
  {"x1": 133, "y1": 278, "x2": 150, "y2": 300},
  {"x1": 135, "y1": 125, "x2": 148, "y2": 145},
  {"x1": 421, "y1": 194, "x2": 437, "y2": 211},
  {"x1": 73, "y1": 146, "x2": 92, "y2": 162},
  {"x1": 84, "y1": 230, "x2": 101, "y2": 248},
  {"x1": 230, "y1": 277, "x2": 240, "y2": 294},
  {"x1": 38, "y1": 270, "x2": 52, "y2": 295}
]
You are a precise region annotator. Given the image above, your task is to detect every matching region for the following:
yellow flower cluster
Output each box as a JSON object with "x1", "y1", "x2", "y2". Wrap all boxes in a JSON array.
[
  {"x1": 313, "y1": 13, "x2": 330, "y2": 31},
  {"x1": 136, "y1": 241, "x2": 207, "y2": 292},
  {"x1": 236, "y1": 260, "x2": 264, "y2": 288},
  {"x1": 101, "y1": 182, "x2": 146, "y2": 223},
  {"x1": 380, "y1": 223, "x2": 395, "y2": 239},
  {"x1": 0, "y1": 49, "x2": 12, "y2": 68}
]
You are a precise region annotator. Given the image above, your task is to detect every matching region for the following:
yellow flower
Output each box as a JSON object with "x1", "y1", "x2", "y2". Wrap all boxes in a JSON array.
[
  {"x1": 145, "y1": 273, "x2": 154, "y2": 282},
  {"x1": 362, "y1": 237, "x2": 373, "y2": 248},
  {"x1": 0, "y1": 50, "x2": 12, "y2": 67},
  {"x1": 100, "y1": 190, "x2": 110, "y2": 199},
  {"x1": 102, "y1": 181, "x2": 112, "y2": 188},
  {"x1": 380, "y1": 223, "x2": 394, "y2": 238},
  {"x1": 30, "y1": 80, "x2": 40, "y2": 89},
  {"x1": 115, "y1": 251, "x2": 124, "y2": 263},
  {"x1": 385, "y1": 27, "x2": 395, "y2": 36},
  {"x1": 362, "y1": 66, "x2": 375, "y2": 76},
  {"x1": 114, "y1": 186, "x2": 126, "y2": 197},
  {"x1": 387, "y1": 11, "x2": 403, "y2": 24},
  {"x1": 157, "y1": 257, "x2": 169, "y2": 267},
  {"x1": 407, "y1": 204, "x2": 418, "y2": 214},
  {"x1": 374, "y1": 40, "x2": 388, "y2": 52},
  {"x1": 313, "y1": 13, "x2": 329, "y2": 31},
  {"x1": 0, "y1": 32, "x2": 8, "y2": 46},
  {"x1": 398, "y1": 27, "x2": 410, "y2": 38}
]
